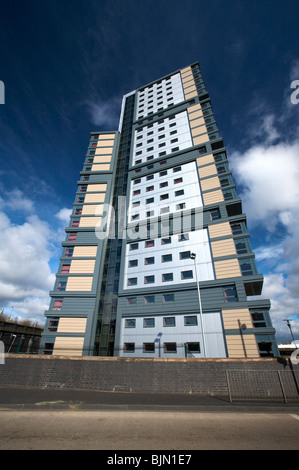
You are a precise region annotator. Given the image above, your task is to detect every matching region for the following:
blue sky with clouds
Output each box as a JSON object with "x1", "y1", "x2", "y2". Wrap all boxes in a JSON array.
[{"x1": 0, "y1": 0, "x2": 298, "y2": 341}]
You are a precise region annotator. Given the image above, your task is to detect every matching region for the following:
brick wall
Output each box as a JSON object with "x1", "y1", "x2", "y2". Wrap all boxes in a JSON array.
[{"x1": 0, "y1": 355, "x2": 298, "y2": 399}]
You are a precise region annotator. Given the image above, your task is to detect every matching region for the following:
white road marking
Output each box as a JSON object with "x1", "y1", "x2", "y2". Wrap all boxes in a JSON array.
[{"x1": 290, "y1": 414, "x2": 299, "y2": 420}]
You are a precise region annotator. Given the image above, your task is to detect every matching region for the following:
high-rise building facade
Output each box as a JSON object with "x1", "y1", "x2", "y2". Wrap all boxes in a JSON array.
[{"x1": 40, "y1": 62, "x2": 279, "y2": 359}]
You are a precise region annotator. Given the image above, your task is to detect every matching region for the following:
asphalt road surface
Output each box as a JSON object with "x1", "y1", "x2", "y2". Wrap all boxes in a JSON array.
[
  {"x1": 0, "y1": 387, "x2": 298, "y2": 450},
  {"x1": 0, "y1": 409, "x2": 298, "y2": 450}
]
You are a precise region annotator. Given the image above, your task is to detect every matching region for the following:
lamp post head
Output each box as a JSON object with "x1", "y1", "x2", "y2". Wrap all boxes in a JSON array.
[{"x1": 190, "y1": 253, "x2": 196, "y2": 260}]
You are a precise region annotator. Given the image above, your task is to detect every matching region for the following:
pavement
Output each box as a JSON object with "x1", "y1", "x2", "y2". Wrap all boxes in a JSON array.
[{"x1": 0, "y1": 385, "x2": 299, "y2": 412}]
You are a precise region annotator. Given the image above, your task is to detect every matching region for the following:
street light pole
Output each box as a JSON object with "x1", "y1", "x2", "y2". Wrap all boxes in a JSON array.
[
  {"x1": 191, "y1": 252, "x2": 206, "y2": 358},
  {"x1": 283, "y1": 319, "x2": 297, "y2": 347}
]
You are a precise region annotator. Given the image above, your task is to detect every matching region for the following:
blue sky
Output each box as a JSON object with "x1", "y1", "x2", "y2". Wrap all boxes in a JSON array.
[{"x1": 0, "y1": 0, "x2": 299, "y2": 342}]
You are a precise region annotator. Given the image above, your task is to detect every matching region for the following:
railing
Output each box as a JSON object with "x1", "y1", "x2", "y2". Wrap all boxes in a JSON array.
[{"x1": 226, "y1": 369, "x2": 299, "y2": 403}]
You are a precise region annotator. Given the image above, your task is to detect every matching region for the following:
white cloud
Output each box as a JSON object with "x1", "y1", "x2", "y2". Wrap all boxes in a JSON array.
[
  {"x1": 229, "y1": 77, "x2": 299, "y2": 341},
  {"x1": 0, "y1": 191, "x2": 70, "y2": 325},
  {"x1": 85, "y1": 95, "x2": 121, "y2": 128},
  {"x1": 55, "y1": 207, "x2": 72, "y2": 224}
]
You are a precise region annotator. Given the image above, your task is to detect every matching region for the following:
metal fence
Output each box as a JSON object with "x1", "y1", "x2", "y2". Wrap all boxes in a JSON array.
[{"x1": 226, "y1": 369, "x2": 299, "y2": 403}]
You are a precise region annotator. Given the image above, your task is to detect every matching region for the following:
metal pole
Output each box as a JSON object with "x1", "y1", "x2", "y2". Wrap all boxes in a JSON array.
[{"x1": 191, "y1": 253, "x2": 206, "y2": 358}]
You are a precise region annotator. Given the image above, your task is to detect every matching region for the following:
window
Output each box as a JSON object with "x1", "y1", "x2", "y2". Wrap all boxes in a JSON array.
[
  {"x1": 163, "y1": 317, "x2": 175, "y2": 327},
  {"x1": 174, "y1": 177, "x2": 183, "y2": 184},
  {"x1": 61, "y1": 264, "x2": 70, "y2": 274},
  {"x1": 162, "y1": 254, "x2": 172, "y2": 262},
  {"x1": 235, "y1": 241, "x2": 248, "y2": 254},
  {"x1": 145, "y1": 256, "x2": 155, "y2": 265},
  {"x1": 57, "y1": 280, "x2": 66, "y2": 292},
  {"x1": 146, "y1": 174, "x2": 154, "y2": 181},
  {"x1": 134, "y1": 178, "x2": 141, "y2": 185},
  {"x1": 129, "y1": 243, "x2": 139, "y2": 251},
  {"x1": 175, "y1": 190, "x2": 184, "y2": 197},
  {"x1": 164, "y1": 342, "x2": 177, "y2": 353},
  {"x1": 224, "y1": 285, "x2": 238, "y2": 303},
  {"x1": 146, "y1": 210, "x2": 154, "y2": 217},
  {"x1": 131, "y1": 214, "x2": 139, "y2": 221},
  {"x1": 124, "y1": 343, "x2": 135, "y2": 353},
  {"x1": 163, "y1": 294, "x2": 174, "y2": 302},
  {"x1": 160, "y1": 181, "x2": 168, "y2": 188},
  {"x1": 145, "y1": 240, "x2": 154, "y2": 248},
  {"x1": 179, "y1": 251, "x2": 191, "y2": 260},
  {"x1": 133, "y1": 189, "x2": 141, "y2": 196},
  {"x1": 143, "y1": 318, "x2": 155, "y2": 327},
  {"x1": 68, "y1": 233, "x2": 77, "y2": 242},
  {"x1": 178, "y1": 233, "x2": 189, "y2": 242},
  {"x1": 71, "y1": 219, "x2": 79, "y2": 227},
  {"x1": 42, "y1": 343, "x2": 54, "y2": 355},
  {"x1": 162, "y1": 236, "x2": 171, "y2": 245},
  {"x1": 65, "y1": 247, "x2": 74, "y2": 257},
  {"x1": 146, "y1": 197, "x2": 154, "y2": 204},
  {"x1": 162, "y1": 273, "x2": 173, "y2": 282},
  {"x1": 160, "y1": 207, "x2": 169, "y2": 214},
  {"x1": 144, "y1": 296, "x2": 155, "y2": 304},
  {"x1": 251, "y1": 312, "x2": 267, "y2": 328},
  {"x1": 143, "y1": 343, "x2": 155, "y2": 353},
  {"x1": 184, "y1": 316, "x2": 198, "y2": 326},
  {"x1": 146, "y1": 185, "x2": 154, "y2": 192},
  {"x1": 47, "y1": 318, "x2": 59, "y2": 332},
  {"x1": 129, "y1": 259, "x2": 138, "y2": 268},
  {"x1": 210, "y1": 208, "x2": 221, "y2": 220},
  {"x1": 52, "y1": 300, "x2": 63, "y2": 310},
  {"x1": 231, "y1": 222, "x2": 243, "y2": 235},
  {"x1": 127, "y1": 297, "x2": 137, "y2": 305},
  {"x1": 127, "y1": 278, "x2": 137, "y2": 286},
  {"x1": 240, "y1": 260, "x2": 254, "y2": 276},
  {"x1": 173, "y1": 166, "x2": 181, "y2": 173},
  {"x1": 176, "y1": 203, "x2": 186, "y2": 210},
  {"x1": 160, "y1": 193, "x2": 169, "y2": 200},
  {"x1": 159, "y1": 170, "x2": 167, "y2": 176},
  {"x1": 186, "y1": 342, "x2": 200, "y2": 353},
  {"x1": 181, "y1": 270, "x2": 193, "y2": 280},
  {"x1": 125, "y1": 319, "x2": 136, "y2": 328},
  {"x1": 144, "y1": 275, "x2": 155, "y2": 284}
]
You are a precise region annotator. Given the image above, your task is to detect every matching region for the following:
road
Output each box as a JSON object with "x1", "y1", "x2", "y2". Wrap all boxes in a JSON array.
[
  {"x1": 0, "y1": 409, "x2": 298, "y2": 450},
  {"x1": 0, "y1": 387, "x2": 298, "y2": 450}
]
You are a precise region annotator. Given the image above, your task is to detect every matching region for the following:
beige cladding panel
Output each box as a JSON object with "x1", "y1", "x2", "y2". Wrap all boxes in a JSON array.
[
  {"x1": 226, "y1": 335, "x2": 259, "y2": 358},
  {"x1": 93, "y1": 155, "x2": 111, "y2": 163},
  {"x1": 79, "y1": 216, "x2": 102, "y2": 227},
  {"x1": 91, "y1": 163, "x2": 111, "y2": 172},
  {"x1": 97, "y1": 140, "x2": 115, "y2": 147},
  {"x1": 222, "y1": 308, "x2": 253, "y2": 330},
  {"x1": 214, "y1": 258, "x2": 241, "y2": 279},
  {"x1": 69, "y1": 259, "x2": 95, "y2": 274},
  {"x1": 65, "y1": 277, "x2": 93, "y2": 291},
  {"x1": 81, "y1": 204, "x2": 104, "y2": 216},
  {"x1": 203, "y1": 189, "x2": 224, "y2": 206},
  {"x1": 185, "y1": 84, "x2": 197, "y2": 94},
  {"x1": 200, "y1": 176, "x2": 221, "y2": 191},
  {"x1": 95, "y1": 147, "x2": 113, "y2": 155},
  {"x1": 197, "y1": 162, "x2": 217, "y2": 178},
  {"x1": 84, "y1": 193, "x2": 106, "y2": 203},
  {"x1": 98, "y1": 133, "x2": 116, "y2": 140},
  {"x1": 73, "y1": 246, "x2": 98, "y2": 257},
  {"x1": 193, "y1": 134, "x2": 209, "y2": 146},
  {"x1": 187, "y1": 103, "x2": 202, "y2": 114},
  {"x1": 196, "y1": 154, "x2": 214, "y2": 167},
  {"x1": 57, "y1": 317, "x2": 87, "y2": 334},
  {"x1": 211, "y1": 238, "x2": 237, "y2": 258},
  {"x1": 181, "y1": 66, "x2": 192, "y2": 74},
  {"x1": 189, "y1": 112, "x2": 204, "y2": 123},
  {"x1": 191, "y1": 124, "x2": 207, "y2": 137},
  {"x1": 185, "y1": 90, "x2": 198, "y2": 99},
  {"x1": 52, "y1": 337, "x2": 84, "y2": 357},
  {"x1": 191, "y1": 118, "x2": 206, "y2": 133},
  {"x1": 208, "y1": 222, "x2": 232, "y2": 239},
  {"x1": 86, "y1": 183, "x2": 107, "y2": 192}
]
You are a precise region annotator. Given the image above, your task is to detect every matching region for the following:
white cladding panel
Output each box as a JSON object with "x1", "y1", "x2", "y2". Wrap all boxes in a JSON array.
[
  {"x1": 120, "y1": 311, "x2": 227, "y2": 358},
  {"x1": 123, "y1": 228, "x2": 215, "y2": 290}
]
